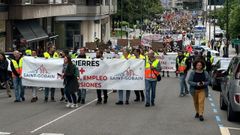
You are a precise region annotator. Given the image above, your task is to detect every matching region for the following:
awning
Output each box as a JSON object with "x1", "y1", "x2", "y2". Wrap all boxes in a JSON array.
[{"x1": 15, "y1": 20, "x2": 48, "y2": 42}]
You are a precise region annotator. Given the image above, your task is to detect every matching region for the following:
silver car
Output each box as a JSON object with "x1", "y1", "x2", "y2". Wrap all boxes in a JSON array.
[{"x1": 220, "y1": 55, "x2": 240, "y2": 121}]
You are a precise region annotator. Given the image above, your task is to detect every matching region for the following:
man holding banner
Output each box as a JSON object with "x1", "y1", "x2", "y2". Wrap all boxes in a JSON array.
[
  {"x1": 132, "y1": 49, "x2": 145, "y2": 102},
  {"x1": 145, "y1": 50, "x2": 161, "y2": 107},
  {"x1": 43, "y1": 44, "x2": 59, "y2": 102},
  {"x1": 116, "y1": 48, "x2": 132, "y2": 105}
]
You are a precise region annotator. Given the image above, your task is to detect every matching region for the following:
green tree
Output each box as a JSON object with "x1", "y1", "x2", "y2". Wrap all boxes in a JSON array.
[{"x1": 112, "y1": 0, "x2": 163, "y2": 28}]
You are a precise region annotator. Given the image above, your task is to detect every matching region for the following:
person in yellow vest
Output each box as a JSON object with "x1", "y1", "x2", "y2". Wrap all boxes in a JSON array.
[
  {"x1": 77, "y1": 47, "x2": 90, "y2": 104},
  {"x1": 176, "y1": 51, "x2": 190, "y2": 97},
  {"x1": 132, "y1": 48, "x2": 145, "y2": 102},
  {"x1": 10, "y1": 50, "x2": 24, "y2": 102},
  {"x1": 43, "y1": 44, "x2": 59, "y2": 102},
  {"x1": 71, "y1": 47, "x2": 78, "y2": 59},
  {"x1": 116, "y1": 48, "x2": 132, "y2": 105},
  {"x1": 205, "y1": 51, "x2": 214, "y2": 74},
  {"x1": 25, "y1": 48, "x2": 32, "y2": 56},
  {"x1": 30, "y1": 50, "x2": 38, "y2": 102},
  {"x1": 145, "y1": 50, "x2": 161, "y2": 107}
]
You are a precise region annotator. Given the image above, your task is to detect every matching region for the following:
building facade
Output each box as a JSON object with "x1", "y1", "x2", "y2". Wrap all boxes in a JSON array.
[
  {"x1": 7, "y1": 0, "x2": 76, "y2": 53},
  {"x1": 0, "y1": 0, "x2": 8, "y2": 51},
  {"x1": 182, "y1": 0, "x2": 202, "y2": 10},
  {"x1": 55, "y1": 0, "x2": 117, "y2": 49}
]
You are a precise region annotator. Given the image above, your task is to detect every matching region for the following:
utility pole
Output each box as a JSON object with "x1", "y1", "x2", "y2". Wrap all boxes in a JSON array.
[
  {"x1": 121, "y1": 0, "x2": 123, "y2": 39},
  {"x1": 213, "y1": 0, "x2": 216, "y2": 41},
  {"x1": 208, "y1": 0, "x2": 211, "y2": 42},
  {"x1": 141, "y1": 0, "x2": 143, "y2": 36},
  {"x1": 225, "y1": 0, "x2": 229, "y2": 57}
]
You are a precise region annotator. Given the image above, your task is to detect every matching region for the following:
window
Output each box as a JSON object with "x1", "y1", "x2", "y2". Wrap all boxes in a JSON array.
[
  {"x1": 24, "y1": 0, "x2": 32, "y2": 4},
  {"x1": 105, "y1": 0, "x2": 110, "y2": 5},
  {"x1": 236, "y1": 63, "x2": 240, "y2": 79}
]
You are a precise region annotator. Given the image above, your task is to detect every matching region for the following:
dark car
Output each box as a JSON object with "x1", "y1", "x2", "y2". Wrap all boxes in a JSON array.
[
  {"x1": 220, "y1": 55, "x2": 240, "y2": 121},
  {"x1": 211, "y1": 58, "x2": 231, "y2": 91}
]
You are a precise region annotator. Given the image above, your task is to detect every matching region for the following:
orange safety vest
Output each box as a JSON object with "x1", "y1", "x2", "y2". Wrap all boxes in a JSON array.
[
  {"x1": 177, "y1": 57, "x2": 187, "y2": 73},
  {"x1": 145, "y1": 58, "x2": 160, "y2": 79},
  {"x1": 11, "y1": 58, "x2": 23, "y2": 78}
]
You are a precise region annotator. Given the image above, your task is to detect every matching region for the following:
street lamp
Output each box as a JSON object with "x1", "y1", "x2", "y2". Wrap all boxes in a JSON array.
[{"x1": 225, "y1": 0, "x2": 229, "y2": 57}]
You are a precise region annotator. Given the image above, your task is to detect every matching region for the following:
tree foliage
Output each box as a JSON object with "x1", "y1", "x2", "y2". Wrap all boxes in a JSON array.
[
  {"x1": 113, "y1": 0, "x2": 163, "y2": 26},
  {"x1": 211, "y1": 0, "x2": 240, "y2": 38}
]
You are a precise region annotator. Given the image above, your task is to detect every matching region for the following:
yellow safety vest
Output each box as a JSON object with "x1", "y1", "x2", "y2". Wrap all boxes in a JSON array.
[
  {"x1": 121, "y1": 54, "x2": 132, "y2": 59},
  {"x1": 131, "y1": 54, "x2": 145, "y2": 60},
  {"x1": 145, "y1": 58, "x2": 160, "y2": 79},
  {"x1": 177, "y1": 57, "x2": 187, "y2": 73},
  {"x1": 25, "y1": 49, "x2": 32, "y2": 56},
  {"x1": 43, "y1": 52, "x2": 59, "y2": 59},
  {"x1": 11, "y1": 58, "x2": 23, "y2": 77}
]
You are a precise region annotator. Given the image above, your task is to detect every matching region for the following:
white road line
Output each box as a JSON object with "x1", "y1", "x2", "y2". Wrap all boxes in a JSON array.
[
  {"x1": 219, "y1": 127, "x2": 231, "y2": 135},
  {"x1": 225, "y1": 127, "x2": 240, "y2": 131},
  {"x1": 0, "y1": 132, "x2": 11, "y2": 135},
  {"x1": 39, "y1": 133, "x2": 64, "y2": 135},
  {"x1": 31, "y1": 91, "x2": 113, "y2": 133}
]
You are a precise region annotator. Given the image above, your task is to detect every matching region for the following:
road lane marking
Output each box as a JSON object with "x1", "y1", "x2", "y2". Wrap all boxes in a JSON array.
[
  {"x1": 224, "y1": 127, "x2": 240, "y2": 131},
  {"x1": 208, "y1": 98, "x2": 213, "y2": 101},
  {"x1": 40, "y1": 133, "x2": 64, "y2": 135},
  {"x1": 0, "y1": 132, "x2": 11, "y2": 135},
  {"x1": 31, "y1": 91, "x2": 113, "y2": 133},
  {"x1": 211, "y1": 103, "x2": 215, "y2": 107},
  {"x1": 213, "y1": 108, "x2": 218, "y2": 113},
  {"x1": 219, "y1": 127, "x2": 231, "y2": 135},
  {"x1": 215, "y1": 116, "x2": 221, "y2": 122}
]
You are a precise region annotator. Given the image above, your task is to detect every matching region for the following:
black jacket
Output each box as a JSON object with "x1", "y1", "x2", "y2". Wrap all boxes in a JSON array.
[
  {"x1": 64, "y1": 64, "x2": 79, "y2": 94},
  {"x1": 0, "y1": 59, "x2": 9, "y2": 82}
]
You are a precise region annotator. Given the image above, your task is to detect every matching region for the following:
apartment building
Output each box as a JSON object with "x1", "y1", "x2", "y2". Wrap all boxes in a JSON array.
[
  {"x1": 0, "y1": 0, "x2": 8, "y2": 51},
  {"x1": 7, "y1": 0, "x2": 76, "y2": 52},
  {"x1": 55, "y1": 0, "x2": 117, "y2": 49},
  {"x1": 182, "y1": 0, "x2": 202, "y2": 10}
]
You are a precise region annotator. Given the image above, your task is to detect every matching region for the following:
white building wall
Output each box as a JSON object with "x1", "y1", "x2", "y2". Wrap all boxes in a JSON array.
[{"x1": 81, "y1": 20, "x2": 102, "y2": 46}]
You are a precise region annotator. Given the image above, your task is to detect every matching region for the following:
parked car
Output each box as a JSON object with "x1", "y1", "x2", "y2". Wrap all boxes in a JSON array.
[
  {"x1": 220, "y1": 55, "x2": 240, "y2": 121},
  {"x1": 211, "y1": 58, "x2": 232, "y2": 91}
]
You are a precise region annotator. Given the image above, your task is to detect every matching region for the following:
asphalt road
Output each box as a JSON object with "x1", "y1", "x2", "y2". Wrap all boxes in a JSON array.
[{"x1": 0, "y1": 74, "x2": 239, "y2": 135}]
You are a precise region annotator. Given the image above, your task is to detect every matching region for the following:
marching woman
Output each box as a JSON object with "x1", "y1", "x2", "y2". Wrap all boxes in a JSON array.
[
  {"x1": 63, "y1": 55, "x2": 79, "y2": 108},
  {"x1": 188, "y1": 60, "x2": 210, "y2": 121}
]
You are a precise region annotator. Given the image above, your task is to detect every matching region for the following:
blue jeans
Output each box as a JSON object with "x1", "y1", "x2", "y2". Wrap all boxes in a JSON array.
[
  {"x1": 145, "y1": 80, "x2": 157, "y2": 104},
  {"x1": 118, "y1": 90, "x2": 131, "y2": 102},
  {"x1": 78, "y1": 89, "x2": 86, "y2": 100},
  {"x1": 13, "y1": 77, "x2": 24, "y2": 101},
  {"x1": 65, "y1": 88, "x2": 77, "y2": 104},
  {"x1": 179, "y1": 74, "x2": 188, "y2": 94},
  {"x1": 44, "y1": 88, "x2": 55, "y2": 99}
]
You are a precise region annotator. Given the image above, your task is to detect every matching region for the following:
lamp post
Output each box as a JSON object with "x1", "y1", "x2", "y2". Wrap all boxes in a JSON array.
[
  {"x1": 121, "y1": 0, "x2": 123, "y2": 39},
  {"x1": 225, "y1": 0, "x2": 229, "y2": 57}
]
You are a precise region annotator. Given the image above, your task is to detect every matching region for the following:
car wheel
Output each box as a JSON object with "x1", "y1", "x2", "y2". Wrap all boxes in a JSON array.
[
  {"x1": 227, "y1": 101, "x2": 237, "y2": 122},
  {"x1": 220, "y1": 93, "x2": 227, "y2": 110}
]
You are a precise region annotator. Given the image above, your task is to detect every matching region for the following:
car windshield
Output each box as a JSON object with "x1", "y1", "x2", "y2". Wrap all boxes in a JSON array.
[{"x1": 236, "y1": 64, "x2": 240, "y2": 79}]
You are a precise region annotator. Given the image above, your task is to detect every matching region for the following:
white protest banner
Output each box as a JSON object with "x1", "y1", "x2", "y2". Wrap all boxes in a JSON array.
[
  {"x1": 73, "y1": 58, "x2": 145, "y2": 90},
  {"x1": 22, "y1": 56, "x2": 64, "y2": 88},
  {"x1": 156, "y1": 53, "x2": 177, "y2": 72},
  {"x1": 22, "y1": 57, "x2": 145, "y2": 90}
]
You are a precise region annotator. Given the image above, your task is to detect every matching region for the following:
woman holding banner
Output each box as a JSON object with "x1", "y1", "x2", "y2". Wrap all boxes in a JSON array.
[{"x1": 62, "y1": 55, "x2": 79, "y2": 108}]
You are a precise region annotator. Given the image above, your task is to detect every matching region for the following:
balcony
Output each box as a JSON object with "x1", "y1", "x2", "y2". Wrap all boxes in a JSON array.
[
  {"x1": 9, "y1": 0, "x2": 76, "y2": 20},
  {"x1": 0, "y1": 4, "x2": 8, "y2": 20},
  {"x1": 75, "y1": 5, "x2": 117, "y2": 16}
]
